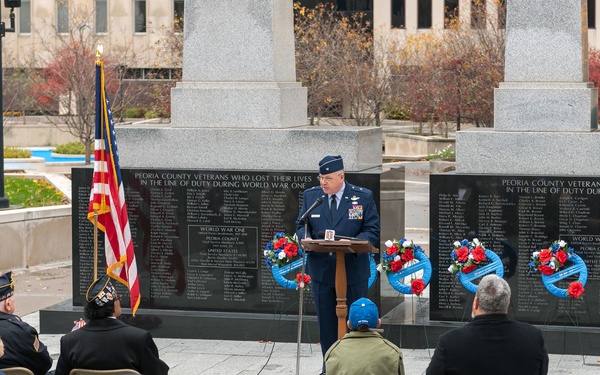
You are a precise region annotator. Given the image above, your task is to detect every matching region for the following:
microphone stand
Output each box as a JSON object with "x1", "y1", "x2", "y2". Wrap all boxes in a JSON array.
[{"x1": 296, "y1": 219, "x2": 308, "y2": 375}]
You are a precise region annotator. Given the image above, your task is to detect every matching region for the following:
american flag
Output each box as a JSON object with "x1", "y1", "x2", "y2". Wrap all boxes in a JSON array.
[{"x1": 88, "y1": 57, "x2": 140, "y2": 316}]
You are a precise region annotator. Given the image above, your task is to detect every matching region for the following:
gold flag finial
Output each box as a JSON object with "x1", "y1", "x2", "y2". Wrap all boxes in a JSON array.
[{"x1": 96, "y1": 43, "x2": 103, "y2": 63}]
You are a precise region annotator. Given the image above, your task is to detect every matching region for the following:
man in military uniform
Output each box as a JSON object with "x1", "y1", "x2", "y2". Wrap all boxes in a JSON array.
[
  {"x1": 296, "y1": 155, "x2": 380, "y2": 373},
  {"x1": 0, "y1": 271, "x2": 53, "y2": 375},
  {"x1": 54, "y1": 274, "x2": 169, "y2": 375}
]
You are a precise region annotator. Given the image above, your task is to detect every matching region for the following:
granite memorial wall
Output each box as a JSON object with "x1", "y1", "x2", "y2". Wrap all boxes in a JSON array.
[
  {"x1": 72, "y1": 167, "x2": 381, "y2": 314},
  {"x1": 431, "y1": 174, "x2": 600, "y2": 326}
]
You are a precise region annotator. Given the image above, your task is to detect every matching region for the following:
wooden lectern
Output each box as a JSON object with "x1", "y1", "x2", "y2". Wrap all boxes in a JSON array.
[{"x1": 301, "y1": 239, "x2": 377, "y2": 340}]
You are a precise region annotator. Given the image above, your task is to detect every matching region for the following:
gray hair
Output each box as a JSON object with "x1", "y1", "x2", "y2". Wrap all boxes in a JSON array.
[{"x1": 476, "y1": 274, "x2": 511, "y2": 314}]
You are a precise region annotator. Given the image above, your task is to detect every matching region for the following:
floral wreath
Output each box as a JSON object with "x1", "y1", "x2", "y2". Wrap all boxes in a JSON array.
[
  {"x1": 529, "y1": 240, "x2": 585, "y2": 299},
  {"x1": 378, "y1": 238, "x2": 429, "y2": 296},
  {"x1": 264, "y1": 232, "x2": 310, "y2": 290},
  {"x1": 448, "y1": 238, "x2": 487, "y2": 276}
]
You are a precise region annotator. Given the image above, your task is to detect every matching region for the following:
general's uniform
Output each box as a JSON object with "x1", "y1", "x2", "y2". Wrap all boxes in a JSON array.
[
  {"x1": 54, "y1": 318, "x2": 169, "y2": 375},
  {"x1": 0, "y1": 312, "x2": 52, "y2": 375},
  {"x1": 296, "y1": 182, "x2": 380, "y2": 357}
]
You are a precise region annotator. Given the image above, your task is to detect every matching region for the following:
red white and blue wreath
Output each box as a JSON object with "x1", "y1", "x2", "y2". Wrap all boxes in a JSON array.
[
  {"x1": 264, "y1": 232, "x2": 310, "y2": 290},
  {"x1": 449, "y1": 238, "x2": 504, "y2": 294},
  {"x1": 379, "y1": 238, "x2": 431, "y2": 295},
  {"x1": 529, "y1": 240, "x2": 587, "y2": 299}
]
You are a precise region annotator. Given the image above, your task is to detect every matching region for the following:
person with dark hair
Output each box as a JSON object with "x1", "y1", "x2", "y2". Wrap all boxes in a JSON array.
[
  {"x1": 54, "y1": 274, "x2": 169, "y2": 375},
  {"x1": 296, "y1": 155, "x2": 380, "y2": 374},
  {"x1": 426, "y1": 274, "x2": 549, "y2": 375},
  {"x1": 324, "y1": 298, "x2": 405, "y2": 375},
  {"x1": 0, "y1": 271, "x2": 52, "y2": 375}
]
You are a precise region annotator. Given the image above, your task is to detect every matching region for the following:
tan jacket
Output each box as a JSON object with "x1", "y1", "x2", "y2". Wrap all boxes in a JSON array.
[{"x1": 324, "y1": 330, "x2": 405, "y2": 375}]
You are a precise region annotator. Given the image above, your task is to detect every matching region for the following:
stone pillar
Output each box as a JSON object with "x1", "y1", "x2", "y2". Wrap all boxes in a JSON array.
[
  {"x1": 117, "y1": 0, "x2": 382, "y2": 172},
  {"x1": 457, "y1": 0, "x2": 600, "y2": 175},
  {"x1": 170, "y1": 0, "x2": 307, "y2": 129},
  {"x1": 495, "y1": 0, "x2": 596, "y2": 132}
]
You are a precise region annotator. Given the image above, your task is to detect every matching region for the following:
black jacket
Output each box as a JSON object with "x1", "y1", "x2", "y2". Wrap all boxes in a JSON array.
[
  {"x1": 55, "y1": 318, "x2": 169, "y2": 375},
  {"x1": 426, "y1": 314, "x2": 549, "y2": 375},
  {"x1": 0, "y1": 311, "x2": 52, "y2": 375}
]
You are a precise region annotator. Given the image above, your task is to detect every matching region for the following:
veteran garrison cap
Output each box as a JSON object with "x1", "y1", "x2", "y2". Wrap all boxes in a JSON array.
[
  {"x1": 86, "y1": 274, "x2": 119, "y2": 307},
  {"x1": 349, "y1": 297, "x2": 379, "y2": 329},
  {"x1": 319, "y1": 155, "x2": 344, "y2": 175},
  {"x1": 0, "y1": 271, "x2": 14, "y2": 301}
]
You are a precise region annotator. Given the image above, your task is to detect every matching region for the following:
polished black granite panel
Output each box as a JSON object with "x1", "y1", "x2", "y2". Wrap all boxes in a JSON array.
[
  {"x1": 71, "y1": 167, "x2": 381, "y2": 314},
  {"x1": 430, "y1": 174, "x2": 600, "y2": 326}
]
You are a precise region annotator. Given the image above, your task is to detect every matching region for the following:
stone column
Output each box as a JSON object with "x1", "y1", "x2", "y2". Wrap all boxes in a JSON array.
[
  {"x1": 495, "y1": 0, "x2": 596, "y2": 132},
  {"x1": 117, "y1": 0, "x2": 381, "y2": 172},
  {"x1": 457, "y1": 0, "x2": 600, "y2": 175},
  {"x1": 170, "y1": 0, "x2": 307, "y2": 129}
]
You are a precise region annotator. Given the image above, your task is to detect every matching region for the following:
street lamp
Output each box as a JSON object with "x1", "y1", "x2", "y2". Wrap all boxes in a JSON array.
[{"x1": 0, "y1": 0, "x2": 21, "y2": 209}]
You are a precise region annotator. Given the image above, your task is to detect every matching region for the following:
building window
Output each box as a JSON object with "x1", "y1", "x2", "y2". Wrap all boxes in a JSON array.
[
  {"x1": 19, "y1": 0, "x2": 31, "y2": 34},
  {"x1": 471, "y1": 0, "x2": 486, "y2": 29},
  {"x1": 57, "y1": 0, "x2": 69, "y2": 33},
  {"x1": 134, "y1": 0, "x2": 146, "y2": 33},
  {"x1": 96, "y1": 0, "x2": 108, "y2": 33},
  {"x1": 417, "y1": 0, "x2": 432, "y2": 29},
  {"x1": 123, "y1": 68, "x2": 182, "y2": 80},
  {"x1": 391, "y1": 0, "x2": 405, "y2": 29},
  {"x1": 444, "y1": 0, "x2": 458, "y2": 28},
  {"x1": 174, "y1": 0, "x2": 184, "y2": 32},
  {"x1": 589, "y1": 0, "x2": 596, "y2": 29}
]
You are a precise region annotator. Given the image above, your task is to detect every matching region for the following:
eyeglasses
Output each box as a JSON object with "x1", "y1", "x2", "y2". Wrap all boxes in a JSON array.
[{"x1": 317, "y1": 173, "x2": 342, "y2": 183}]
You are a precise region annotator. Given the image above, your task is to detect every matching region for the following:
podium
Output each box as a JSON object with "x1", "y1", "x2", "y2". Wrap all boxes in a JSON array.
[{"x1": 301, "y1": 239, "x2": 377, "y2": 339}]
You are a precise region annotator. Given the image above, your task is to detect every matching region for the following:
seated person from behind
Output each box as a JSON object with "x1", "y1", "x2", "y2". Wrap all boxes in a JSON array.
[
  {"x1": 0, "y1": 271, "x2": 52, "y2": 375},
  {"x1": 55, "y1": 274, "x2": 169, "y2": 375},
  {"x1": 324, "y1": 298, "x2": 405, "y2": 375},
  {"x1": 0, "y1": 337, "x2": 7, "y2": 375}
]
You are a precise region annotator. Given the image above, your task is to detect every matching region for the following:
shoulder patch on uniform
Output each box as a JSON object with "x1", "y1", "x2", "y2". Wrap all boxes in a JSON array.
[{"x1": 33, "y1": 335, "x2": 40, "y2": 352}]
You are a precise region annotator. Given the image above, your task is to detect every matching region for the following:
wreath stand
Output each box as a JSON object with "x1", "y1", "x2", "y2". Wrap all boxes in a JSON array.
[
  {"x1": 385, "y1": 255, "x2": 433, "y2": 356},
  {"x1": 261, "y1": 293, "x2": 316, "y2": 361},
  {"x1": 543, "y1": 293, "x2": 592, "y2": 363},
  {"x1": 538, "y1": 253, "x2": 590, "y2": 362}
]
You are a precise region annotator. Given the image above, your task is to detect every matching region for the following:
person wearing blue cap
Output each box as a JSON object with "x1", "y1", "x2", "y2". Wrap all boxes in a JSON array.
[
  {"x1": 0, "y1": 271, "x2": 53, "y2": 375},
  {"x1": 55, "y1": 274, "x2": 169, "y2": 375},
  {"x1": 324, "y1": 298, "x2": 405, "y2": 375},
  {"x1": 296, "y1": 155, "x2": 380, "y2": 373}
]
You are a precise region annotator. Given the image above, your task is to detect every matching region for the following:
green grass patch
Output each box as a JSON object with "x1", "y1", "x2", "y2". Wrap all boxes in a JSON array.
[
  {"x1": 5, "y1": 176, "x2": 65, "y2": 207},
  {"x1": 55, "y1": 142, "x2": 86, "y2": 154},
  {"x1": 4, "y1": 146, "x2": 31, "y2": 158}
]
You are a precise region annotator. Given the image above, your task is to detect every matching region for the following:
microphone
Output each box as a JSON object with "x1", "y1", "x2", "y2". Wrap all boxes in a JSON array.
[
  {"x1": 299, "y1": 195, "x2": 325, "y2": 222},
  {"x1": 317, "y1": 231, "x2": 360, "y2": 241}
]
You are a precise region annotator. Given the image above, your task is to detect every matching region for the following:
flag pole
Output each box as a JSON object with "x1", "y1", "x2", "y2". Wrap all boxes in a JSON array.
[
  {"x1": 92, "y1": 43, "x2": 104, "y2": 282},
  {"x1": 93, "y1": 208, "x2": 98, "y2": 281}
]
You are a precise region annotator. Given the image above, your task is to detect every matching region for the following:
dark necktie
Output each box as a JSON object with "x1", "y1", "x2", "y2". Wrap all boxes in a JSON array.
[{"x1": 330, "y1": 195, "x2": 337, "y2": 220}]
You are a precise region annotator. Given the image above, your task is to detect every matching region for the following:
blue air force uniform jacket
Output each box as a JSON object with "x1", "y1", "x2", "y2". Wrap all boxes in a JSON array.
[{"x1": 296, "y1": 182, "x2": 380, "y2": 286}]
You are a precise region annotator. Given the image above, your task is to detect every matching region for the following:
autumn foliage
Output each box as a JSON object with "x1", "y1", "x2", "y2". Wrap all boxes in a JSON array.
[
  {"x1": 294, "y1": 2, "x2": 390, "y2": 126},
  {"x1": 390, "y1": 0, "x2": 506, "y2": 135}
]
